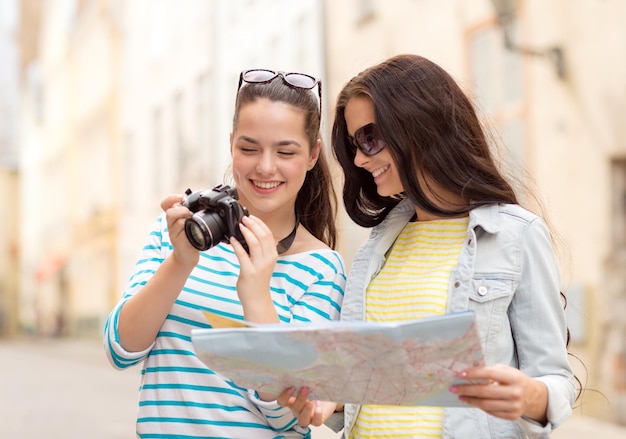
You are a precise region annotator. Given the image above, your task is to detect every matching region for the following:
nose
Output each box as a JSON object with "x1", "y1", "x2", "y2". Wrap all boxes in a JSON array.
[
  {"x1": 256, "y1": 151, "x2": 277, "y2": 175},
  {"x1": 353, "y1": 148, "x2": 369, "y2": 168}
]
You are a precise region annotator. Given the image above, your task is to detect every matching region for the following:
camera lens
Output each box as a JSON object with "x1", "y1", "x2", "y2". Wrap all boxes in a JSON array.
[
  {"x1": 185, "y1": 220, "x2": 209, "y2": 250},
  {"x1": 184, "y1": 212, "x2": 225, "y2": 251}
]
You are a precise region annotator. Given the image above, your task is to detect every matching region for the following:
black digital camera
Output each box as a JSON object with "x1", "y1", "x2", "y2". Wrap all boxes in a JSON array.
[{"x1": 183, "y1": 184, "x2": 249, "y2": 251}]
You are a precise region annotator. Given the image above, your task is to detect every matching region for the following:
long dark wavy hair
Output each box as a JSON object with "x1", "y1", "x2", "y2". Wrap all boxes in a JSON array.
[
  {"x1": 332, "y1": 54, "x2": 518, "y2": 228},
  {"x1": 233, "y1": 76, "x2": 338, "y2": 249},
  {"x1": 333, "y1": 54, "x2": 585, "y2": 401}
]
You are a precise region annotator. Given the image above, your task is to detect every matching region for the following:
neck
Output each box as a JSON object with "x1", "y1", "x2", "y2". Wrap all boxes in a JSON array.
[
  {"x1": 413, "y1": 205, "x2": 469, "y2": 222},
  {"x1": 412, "y1": 191, "x2": 469, "y2": 222},
  {"x1": 246, "y1": 205, "x2": 296, "y2": 234},
  {"x1": 249, "y1": 210, "x2": 299, "y2": 253}
]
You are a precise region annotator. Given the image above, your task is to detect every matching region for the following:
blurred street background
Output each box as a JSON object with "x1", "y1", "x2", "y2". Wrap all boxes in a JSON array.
[{"x1": 2, "y1": 0, "x2": 626, "y2": 436}]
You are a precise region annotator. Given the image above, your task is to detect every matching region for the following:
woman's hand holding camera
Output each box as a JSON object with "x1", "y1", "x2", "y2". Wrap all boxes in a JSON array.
[
  {"x1": 231, "y1": 215, "x2": 280, "y2": 324},
  {"x1": 161, "y1": 194, "x2": 199, "y2": 270}
]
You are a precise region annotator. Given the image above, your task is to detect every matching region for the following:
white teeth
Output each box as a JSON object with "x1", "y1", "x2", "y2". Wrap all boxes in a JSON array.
[
  {"x1": 372, "y1": 165, "x2": 389, "y2": 178},
  {"x1": 253, "y1": 181, "x2": 281, "y2": 189}
]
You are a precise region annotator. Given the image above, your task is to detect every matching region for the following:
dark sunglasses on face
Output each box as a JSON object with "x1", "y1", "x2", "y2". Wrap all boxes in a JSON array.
[
  {"x1": 348, "y1": 123, "x2": 386, "y2": 156},
  {"x1": 237, "y1": 69, "x2": 322, "y2": 116}
]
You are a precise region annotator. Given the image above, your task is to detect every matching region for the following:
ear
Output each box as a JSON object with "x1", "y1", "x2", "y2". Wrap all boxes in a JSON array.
[
  {"x1": 308, "y1": 139, "x2": 321, "y2": 170},
  {"x1": 229, "y1": 132, "x2": 234, "y2": 155}
]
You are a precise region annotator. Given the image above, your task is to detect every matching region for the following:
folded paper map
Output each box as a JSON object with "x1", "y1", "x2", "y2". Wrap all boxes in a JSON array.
[{"x1": 191, "y1": 311, "x2": 484, "y2": 406}]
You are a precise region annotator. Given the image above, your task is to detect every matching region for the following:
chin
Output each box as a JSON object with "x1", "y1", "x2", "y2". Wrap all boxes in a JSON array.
[
  {"x1": 376, "y1": 181, "x2": 403, "y2": 197},
  {"x1": 376, "y1": 187, "x2": 395, "y2": 197}
]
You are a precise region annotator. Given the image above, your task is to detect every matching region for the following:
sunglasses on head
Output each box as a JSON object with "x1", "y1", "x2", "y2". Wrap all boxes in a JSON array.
[
  {"x1": 237, "y1": 69, "x2": 322, "y2": 116},
  {"x1": 348, "y1": 123, "x2": 386, "y2": 156}
]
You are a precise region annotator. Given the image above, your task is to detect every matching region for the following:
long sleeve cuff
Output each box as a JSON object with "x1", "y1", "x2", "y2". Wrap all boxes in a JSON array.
[{"x1": 247, "y1": 389, "x2": 309, "y2": 433}]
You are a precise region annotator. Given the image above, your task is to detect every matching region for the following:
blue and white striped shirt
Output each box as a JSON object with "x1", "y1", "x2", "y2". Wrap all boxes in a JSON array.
[{"x1": 104, "y1": 214, "x2": 346, "y2": 438}]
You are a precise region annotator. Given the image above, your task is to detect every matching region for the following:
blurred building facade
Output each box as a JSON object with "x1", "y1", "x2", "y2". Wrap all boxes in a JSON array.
[
  {"x1": 17, "y1": 0, "x2": 122, "y2": 337},
  {"x1": 0, "y1": 0, "x2": 20, "y2": 337},
  {"x1": 4, "y1": 0, "x2": 626, "y2": 426}
]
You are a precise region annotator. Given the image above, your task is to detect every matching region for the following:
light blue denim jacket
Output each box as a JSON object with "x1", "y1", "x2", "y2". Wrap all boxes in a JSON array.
[{"x1": 336, "y1": 198, "x2": 575, "y2": 438}]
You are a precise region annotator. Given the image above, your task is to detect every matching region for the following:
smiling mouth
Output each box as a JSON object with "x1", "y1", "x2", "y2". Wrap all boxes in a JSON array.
[
  {"x1": 371, "y1": 165, "x2": 390, "y2": 179},
  {"x1": 253, "y1": 180, "x2": 282, "y2": 189}
]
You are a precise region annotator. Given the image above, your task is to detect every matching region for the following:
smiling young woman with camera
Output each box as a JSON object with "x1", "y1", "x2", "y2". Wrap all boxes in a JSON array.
[{"x1": 104, "y1": 69, "x2": 346, "y2": 438}]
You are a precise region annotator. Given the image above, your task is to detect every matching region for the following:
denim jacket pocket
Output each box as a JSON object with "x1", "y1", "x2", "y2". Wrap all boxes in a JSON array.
[
  {"x1": 468, "y1": 277, "x2": 516, "y2": 359},
  {"x1": 469, "y1": 277, "x2": 514, "y2": 303}
]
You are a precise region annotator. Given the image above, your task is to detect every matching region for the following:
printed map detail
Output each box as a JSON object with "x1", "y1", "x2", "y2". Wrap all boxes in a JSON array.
[{"x1": 191, "y1": 311, "x2": 484, "y2": 406}]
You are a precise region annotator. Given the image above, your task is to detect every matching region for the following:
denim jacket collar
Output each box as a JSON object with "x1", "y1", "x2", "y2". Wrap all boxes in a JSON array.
[
  {"x1": 377, "y1": 198, "x2": 502, "y2": 238},
  {"x1": 468, "y1": 202, "x2": 502, "y2": 235}
]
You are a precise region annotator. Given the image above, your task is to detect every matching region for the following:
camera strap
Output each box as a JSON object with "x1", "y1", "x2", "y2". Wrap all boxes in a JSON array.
[{"x1": 276, "y1": 221, "x2": 299, "y2": 255}]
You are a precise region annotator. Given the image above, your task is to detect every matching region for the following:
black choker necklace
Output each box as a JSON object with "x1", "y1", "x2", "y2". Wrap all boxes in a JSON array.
[{"x1": 276, "y1": 221, "x2": 299, "y2": 254}]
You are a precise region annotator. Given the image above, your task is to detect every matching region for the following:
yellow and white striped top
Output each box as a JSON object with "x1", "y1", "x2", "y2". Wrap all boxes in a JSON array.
[{"x1": 350, "y1": 217, "x2": 469, "y2": 439}]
